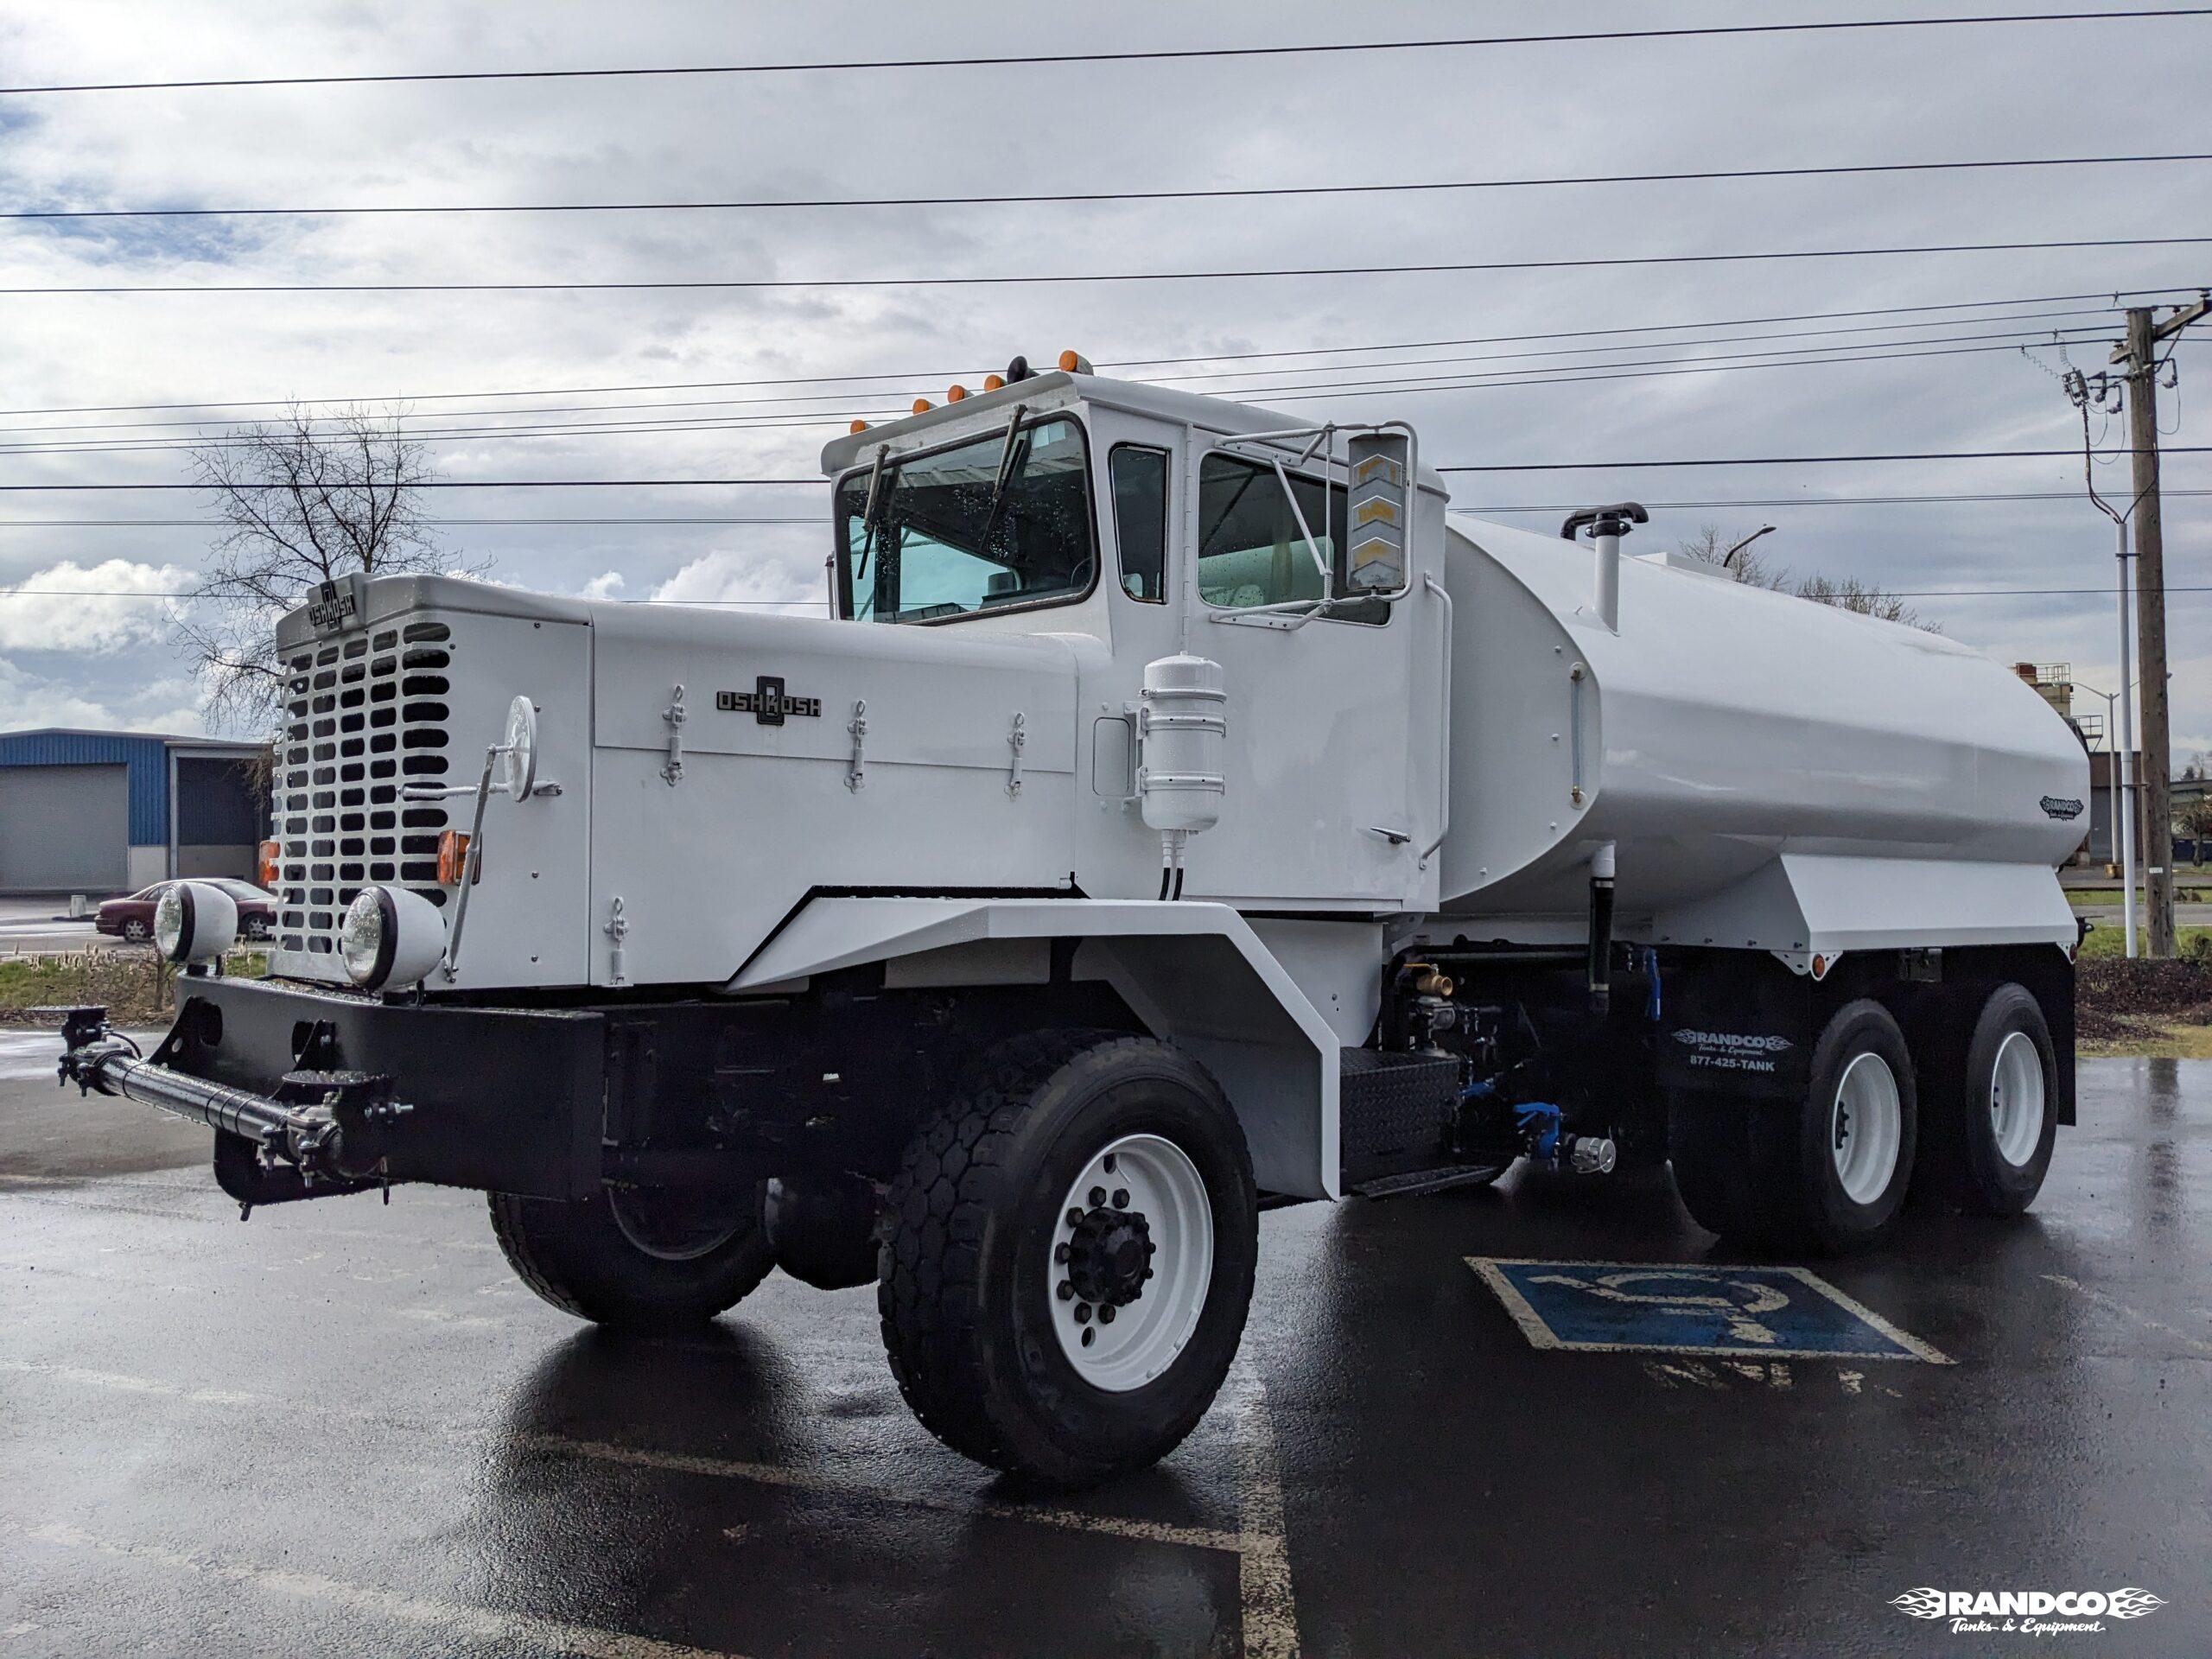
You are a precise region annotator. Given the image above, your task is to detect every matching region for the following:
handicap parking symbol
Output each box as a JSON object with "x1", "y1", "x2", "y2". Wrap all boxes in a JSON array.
[{"x1": 1466, "y1": 1258, "x2": 1949, "y2": 1363}]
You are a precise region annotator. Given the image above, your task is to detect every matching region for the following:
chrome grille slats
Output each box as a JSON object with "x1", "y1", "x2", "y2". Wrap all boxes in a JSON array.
[{"x1": 274, "y1": 615, "x2": 454, "y2": 970}]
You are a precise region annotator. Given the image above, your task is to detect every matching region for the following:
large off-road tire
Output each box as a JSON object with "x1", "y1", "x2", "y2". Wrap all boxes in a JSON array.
[
  {"x1": 489, "y1": 1185, "x2": 775, "y2": 1330},
  {"x1": 1913, "y1": 982, "x2": 2057, "y2": 1217},
  {"x1": 1672, "y1": 998, "x2": 1918, "y2": 1252},
  {"x1": 878, "y1": 1031, "x2": 1258, "y2": 1487}
]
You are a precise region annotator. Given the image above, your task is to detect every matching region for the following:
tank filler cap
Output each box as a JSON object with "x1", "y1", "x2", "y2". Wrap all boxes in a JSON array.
[{"x1": 1560, "y1": 502, "x2": 1649, "y2": 542}]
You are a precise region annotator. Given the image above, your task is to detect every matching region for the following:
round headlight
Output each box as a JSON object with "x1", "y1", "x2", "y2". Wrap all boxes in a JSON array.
[
  {"x1": 155, "y1": 880, "x2": 238, "y2": 963},
  {"x1": 340, "y1": 885, "x2": 447, "y2": 991}
]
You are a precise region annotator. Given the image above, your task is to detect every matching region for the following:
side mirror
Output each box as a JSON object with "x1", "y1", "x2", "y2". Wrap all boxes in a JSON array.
[
  {"x1": 1345, "y1": 431, "x2": 1414, "y2": 596},
  {"x1": 499, "y1": 695, "x2": 538, "y2": 800}
]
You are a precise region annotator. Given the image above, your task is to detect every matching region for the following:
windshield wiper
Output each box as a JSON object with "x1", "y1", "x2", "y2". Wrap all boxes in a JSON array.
[
  {"x1": 978, "y1": 407, "x2": 1029, "y2": 550},
  {"x1": 853, "y1": 444, "x2": 893, "y2": 587}
]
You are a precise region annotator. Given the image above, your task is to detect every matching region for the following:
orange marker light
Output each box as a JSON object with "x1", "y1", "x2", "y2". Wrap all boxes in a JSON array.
[
  {"x1": 257, "y1": 839, "x2": 280, "y2": 888},
  {"x1": 849, "y1": 419, "x2": 869, "y2": 434},
  {"x1": 947, "y1": 384, "x2": 968, "y2": 403},
  {"x1": 436, "y1": 830, "x2": 474, "y2": 886},
  {"x1": 982, "y1": 374, "x2": 1005, "y2": 391},
  {"x1": 912, "y1": 398, "x2": 934, "y2": 415},
  {"x1": 1058, "y1": 349, "x2": 1093, "y2": 374}
]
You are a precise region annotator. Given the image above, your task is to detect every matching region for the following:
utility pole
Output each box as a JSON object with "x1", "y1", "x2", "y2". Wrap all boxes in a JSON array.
[{"x1": 2112, "y1": 294, "x2": 2209, "y2": 957}]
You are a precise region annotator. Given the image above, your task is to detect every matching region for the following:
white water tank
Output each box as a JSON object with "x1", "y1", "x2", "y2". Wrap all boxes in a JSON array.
[{"x1": 1139, "y1": 653, "x2": 1227, "y2": 836}]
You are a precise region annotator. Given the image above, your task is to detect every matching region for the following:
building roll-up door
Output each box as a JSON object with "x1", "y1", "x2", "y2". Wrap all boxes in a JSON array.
[{"x1": 0, "y1": 764, "x2": 130, "y2": 892}]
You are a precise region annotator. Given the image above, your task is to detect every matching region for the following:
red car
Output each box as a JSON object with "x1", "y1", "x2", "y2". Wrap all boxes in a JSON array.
[{"x1": 97, "y1": 880, "x2": 277, "y2": 944}]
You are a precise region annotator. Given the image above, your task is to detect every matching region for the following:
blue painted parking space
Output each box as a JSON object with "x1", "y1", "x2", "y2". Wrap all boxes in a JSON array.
[{"x1": 1466, "y1": 1258, "x2": 1950, "y2": 1363}]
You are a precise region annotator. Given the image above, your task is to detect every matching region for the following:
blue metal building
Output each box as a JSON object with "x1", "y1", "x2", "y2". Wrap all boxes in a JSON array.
[{"x1": 0, "y1": 728, "x2": 270, "y2": 895}]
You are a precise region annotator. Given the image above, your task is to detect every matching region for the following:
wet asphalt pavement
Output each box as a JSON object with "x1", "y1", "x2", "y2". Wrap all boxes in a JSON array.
[{"x1": 1, "y1": 1030, "x2": 2206, "y2": 1657}]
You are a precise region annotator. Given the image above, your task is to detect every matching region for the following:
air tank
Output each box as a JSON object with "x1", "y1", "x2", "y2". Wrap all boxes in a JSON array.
[
  {"x1": 1438, "y1": 518, "x2": 2091, "y2": 924},
  {"x1": 1138, "y1": 652, "x2": 1228, "y2": 836}
]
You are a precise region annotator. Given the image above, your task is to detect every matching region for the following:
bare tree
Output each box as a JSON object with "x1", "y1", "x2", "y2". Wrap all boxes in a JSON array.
[
  {"x1": 2179, "y1": 753, "x2": 2212, "y2": 868},
  {"x1": 1790, "y1": 573, "x2": 1936, "y2": 631},
  {"x1": 1680, "y1": 522, "x2": 1783, "y2": 590},
  {"x1": 1690, "y1": 522, "x2": 1937, "y2": 631},
  {"x1": 181, "y1": 405, "x2": 480, "y2": 731}
]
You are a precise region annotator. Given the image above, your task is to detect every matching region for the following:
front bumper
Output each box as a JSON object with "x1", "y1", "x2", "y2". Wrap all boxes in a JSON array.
[{"x1": 58, "y1": 976, "x2": 607, "y2": 1203}]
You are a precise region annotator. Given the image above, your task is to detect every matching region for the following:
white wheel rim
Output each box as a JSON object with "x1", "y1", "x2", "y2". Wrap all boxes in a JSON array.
[
  {"x1": 1829, "y1": 1051, "x2": 1903, "y2": 1206},
  {"x1": 1049, "y1": 1133, "x2": 1214, "y2": 1393},
  {"x1": 1989, "y1": 1030, "x2": 2046, "y2": 1168}
]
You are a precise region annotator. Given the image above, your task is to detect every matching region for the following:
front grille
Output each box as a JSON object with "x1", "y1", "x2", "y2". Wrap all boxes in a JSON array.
[{"x1": 274, "y1": 619, "x2": 455, "y2": 967}]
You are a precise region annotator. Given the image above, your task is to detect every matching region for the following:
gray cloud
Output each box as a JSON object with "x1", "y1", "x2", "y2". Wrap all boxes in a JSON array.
[{"x1": 0, "y1": 0, "x2": 2204, "y2": 755}]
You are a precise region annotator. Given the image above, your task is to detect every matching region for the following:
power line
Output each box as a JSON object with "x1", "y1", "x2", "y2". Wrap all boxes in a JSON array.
[
  {"x1": 7, "y1": 446, "x2": 2210, "y2": 491},
  {"x1": 7, "y1": 10, "x2": 2206, "y2": 95},
  {"x1": 8, "y1": 489, "x2": 2211, "y2": 531},
  {"x1": 0, "y1": 314, "x2": 2133, "y2": 437},
  {"x1": 3, "y1": 584, "x2": 2204, "y2": 603},
  {"x1": 18, "y1": 152, "x2": 2212, "y2": 219},
  {"x1": 1435, "y1": 446, "x2": 2212, "y2": 474},
  {"x1": 13, "y1": 236, "x2": 2210, "y2": 295},
  {"x1": 8, "y1": 287, "x2": 2196, "y2": 418},
  {"x1": 0, "y1": 329, "x2": 2139, "y2": 454}
]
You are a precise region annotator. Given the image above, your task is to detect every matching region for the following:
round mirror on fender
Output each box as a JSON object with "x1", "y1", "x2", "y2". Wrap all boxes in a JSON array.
[{"x1": 501, "y1": 695, "x2": 538, "y2": 800}]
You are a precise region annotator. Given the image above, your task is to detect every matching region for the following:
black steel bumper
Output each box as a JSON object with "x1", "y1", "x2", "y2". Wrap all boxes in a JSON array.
[{"x1": 57, "y1": 976, "x2": 608, "y2": 1204}]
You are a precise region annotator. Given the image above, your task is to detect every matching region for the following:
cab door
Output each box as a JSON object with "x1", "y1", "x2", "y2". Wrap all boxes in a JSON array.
[{"x1": 1173, "y1": 435, "x2": 1446, "y2": 912}]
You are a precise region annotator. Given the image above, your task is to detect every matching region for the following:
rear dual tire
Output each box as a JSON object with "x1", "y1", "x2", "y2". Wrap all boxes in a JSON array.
[
  {"x1": 1670, "y1": 998, "x2": 1918, "y2": 1252},
  {"x1": 1914, "y1": 982, "x2": 2057, "y2": 1216}
]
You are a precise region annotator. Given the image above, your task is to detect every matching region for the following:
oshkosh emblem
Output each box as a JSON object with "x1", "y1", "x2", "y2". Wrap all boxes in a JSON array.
[{"x1": 718, "y1": 676, "x2": 822, "y2": 726}]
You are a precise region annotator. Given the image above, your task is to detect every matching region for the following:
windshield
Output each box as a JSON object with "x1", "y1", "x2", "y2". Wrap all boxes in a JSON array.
[{"x1": 835, "y1": 416, "x2": 1095, "y2": 623}]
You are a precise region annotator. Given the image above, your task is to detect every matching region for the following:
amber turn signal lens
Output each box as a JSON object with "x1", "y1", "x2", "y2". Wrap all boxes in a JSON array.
[
  {"x1": 982, "y1": 373, "x2": 1004, "y2": 391},
  {"x1": 1058, "y1": 349, "x2": 1080, "y2": 372},
  {"x1": 849, "y1": 419, "x2": 868, "y2": 434},
  {"x1": 912, "y1": 397, "x2": 933, "y2": 415},
  {"x1": 946, "y1": 384, "x2": 967, "y2": 403},
  {"x1": 436, "y1": 830, "x2": 473, "y2": 886},
  {"x1": 257, "y1": 839, "x2": 280, "y2": 888}
]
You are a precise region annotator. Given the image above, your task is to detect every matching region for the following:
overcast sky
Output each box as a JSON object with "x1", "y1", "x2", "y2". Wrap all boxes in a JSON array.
[{"x1": 0, "y1": 0, "x2": 2205, "y2": 760}]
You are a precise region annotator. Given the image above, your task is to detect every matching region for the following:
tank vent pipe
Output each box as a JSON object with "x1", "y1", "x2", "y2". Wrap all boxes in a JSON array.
[{"x1": 1560, "y1": 503, "x2": 1648, "y2": 634}]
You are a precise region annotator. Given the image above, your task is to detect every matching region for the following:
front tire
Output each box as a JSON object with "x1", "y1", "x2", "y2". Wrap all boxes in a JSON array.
[
  {"x1": 878, "y1": 1033, "x2": 1258, "y2": 1486},
  {"x1": 489, "y1": 1185, "x2": 774, "y2": 1330}
]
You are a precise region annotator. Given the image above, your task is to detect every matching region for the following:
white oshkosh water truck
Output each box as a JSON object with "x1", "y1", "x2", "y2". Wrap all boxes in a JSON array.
[{"x1": 59, "y1": 354, "x2": 2088, "y2": 1484}]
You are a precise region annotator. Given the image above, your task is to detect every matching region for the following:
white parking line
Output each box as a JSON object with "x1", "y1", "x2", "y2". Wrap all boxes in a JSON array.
[
  {"x1": 14, "y1": 1521, "x2": 741, "y2": 1659},
  {"x1": 2043, "y1": 1273, "x2": 2212, "y2": 1358},
  {"x1": 1, "y1": 1351, "x2": 1299, "y2": 1653},
  {"x1": 1227, "y1": 1360, "x2": 1301, "y2": 1659}
]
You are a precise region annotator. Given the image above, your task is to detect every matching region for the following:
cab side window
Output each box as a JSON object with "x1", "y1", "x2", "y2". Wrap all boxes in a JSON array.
[
  {"x1": 1109, "y1": 445, "x2": 1169, "y2": 603},
  {"x1": 1198, "y1": 452, "x2": 1384, "y2": 623}
]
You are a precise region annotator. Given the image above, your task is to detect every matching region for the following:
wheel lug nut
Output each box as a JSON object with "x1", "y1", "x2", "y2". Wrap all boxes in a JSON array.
[
  {"x1": 1099, "y1": 1304, "x2": 1116, "y2": 1324},
  {"x1": 1065, "y1": 1208, "x2": 1084, "y2": 1228},
  {"x1": 1054, "y1": 1242, "x2": 1071, "y2": 1263},
  {"x1": 1144, "y1": 1241, "x2": 1156, "y2": 1255},
  {"x1": 1058, "y1": 1280, "x2": 1074, "y2": 1301},
  {"x1": 1075, "y1": 1303, "x2": 1092, "y2": 1324},
  {"x1": 1142, "y1": 1268, "x2": 1154, "y2": 1281},
  {"x1": 1111, "y1": 1188, "x2": 1129, "y2": 1209},
  {"x1": 1088, "y1": 1186, "x2": 1106, "y2": 1206}
]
